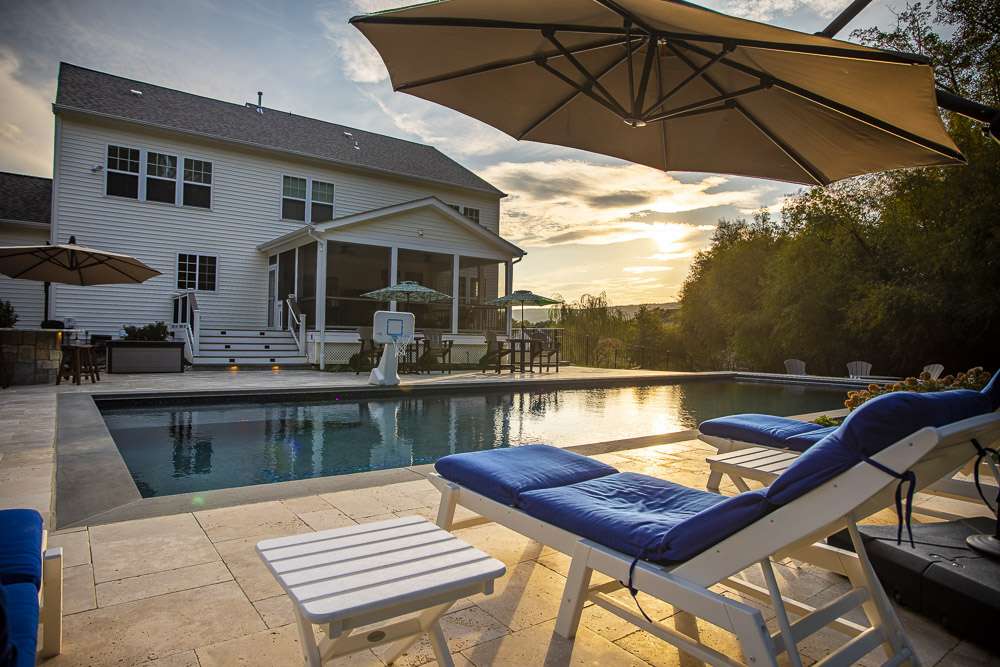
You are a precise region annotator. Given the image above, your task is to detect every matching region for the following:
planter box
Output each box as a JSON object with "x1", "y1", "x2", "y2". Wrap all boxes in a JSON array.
[{"x1": 107, "y1": 341, "x2": 185, "y2": 373}]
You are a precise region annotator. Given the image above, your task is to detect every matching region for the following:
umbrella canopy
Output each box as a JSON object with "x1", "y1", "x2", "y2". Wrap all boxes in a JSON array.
[
  {"x1": 351, "y1": 0, "x2": 964, "y2": 185},
  {"x1": 0, "y1": 237, "x2": 160, "y2": 285},
  {"x1": 362, "y1": 281, "x2": 453, "y2": 303},
  {"x1": 491, "y1": 290, "x2": 562, "y2": 307}
]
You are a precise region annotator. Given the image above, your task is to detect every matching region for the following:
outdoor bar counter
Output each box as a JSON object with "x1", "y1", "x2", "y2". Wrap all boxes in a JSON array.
[{"x1": 0, "y1": 328, "x2": 67, "y2": 386}]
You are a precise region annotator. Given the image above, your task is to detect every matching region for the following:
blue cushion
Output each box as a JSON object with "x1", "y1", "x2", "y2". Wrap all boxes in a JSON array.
[
  {"x1": 767, "y1": 388, "x2": 993, "y2": 505},
  {"x1": 0, "y1": 510, "x2": 43, "y2": 589},
  {"x1": 435, "y1": 445, "x2": 617, "y2": 506},
  {"x1": 519, "y1": 472, "x2": 770, "y2": 562},
  {"x1": 784, "y1": 426, "x2": 838, "y2": 452},
  {"x1": 699, "y1": 414, "x2": 827, "y2": 449},
  {"x1": 982, "y1": 369, "x2": 1000, "y2": 410},
  {"x1": 3, "y1": 583, "x2": 39, "y2": 667}
]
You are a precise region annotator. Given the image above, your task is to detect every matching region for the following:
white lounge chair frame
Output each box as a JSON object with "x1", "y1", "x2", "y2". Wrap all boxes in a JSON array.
[
  {"x1": 432, "y1": 412, "x2": 1000, "y2": 667},
  {"x1": 784, "y1": 359, "x2": 806, "y2": 375},
  {"x1": 700, "y1": 409, "x2": 1000, "y2": 517},
  {"x1": 40, "y1": 530, "x2": 64, "y2": 659},
  {"x1": 922, "y1": 364, "x2": 944, "y2": 380},
  {"x1": 847, "y1": 360, "x2": 873, "y2": 378}
]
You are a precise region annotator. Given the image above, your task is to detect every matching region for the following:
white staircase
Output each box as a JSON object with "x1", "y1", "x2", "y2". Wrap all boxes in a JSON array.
[{"x1": 192, "y1": 329, "x2": 310, "y2": 367}]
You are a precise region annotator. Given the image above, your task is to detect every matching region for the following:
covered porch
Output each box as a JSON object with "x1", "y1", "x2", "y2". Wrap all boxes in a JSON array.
[{"x1": 257, "y1": 197, "x2": 526, "y2": 368}]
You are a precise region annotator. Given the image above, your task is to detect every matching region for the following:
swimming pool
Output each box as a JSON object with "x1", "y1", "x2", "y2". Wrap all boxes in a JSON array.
[{"x1": 99, "y1": 380, "x2": 846, "y2": 497}]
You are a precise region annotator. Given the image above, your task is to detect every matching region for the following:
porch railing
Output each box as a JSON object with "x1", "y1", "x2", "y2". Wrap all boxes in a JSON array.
[
  {"x1": 286, "y1": 296, "x2": 307, "y2": 355},
  {"x1": 171, "y1": 290, "x2": 200, "y2": 357}
]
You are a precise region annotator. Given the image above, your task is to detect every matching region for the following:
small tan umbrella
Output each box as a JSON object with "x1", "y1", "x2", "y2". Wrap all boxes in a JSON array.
[
  {"x1": 351, "y1": 0, "x2": 964, "y2": 185},
  {"x1": 0, "y1": 236, "x2": 161, "y2": 318}
]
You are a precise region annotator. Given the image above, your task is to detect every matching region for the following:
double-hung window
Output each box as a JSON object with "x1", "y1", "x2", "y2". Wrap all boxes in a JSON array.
[
  {"x1": 183, "y1": 159, "x2": 212, "y2": 208},
  {"x1": 462, "y1": 206, "x2": 480, "y2": 225},
  {"x1": 106, "y1": 145, "x2": 140, "y2": 199},
  {"x1": 177, "y1": 254, "x2": 217, "y2": 291},
  {"x1": 311, "y1": 180, "x2": 335, "y2": 223},
  {"x1": 282, "y1": 176, "x2": 307, "y2": 221},
  {"x1": 145, "y1": 152, "x2": 177, "y2": 203}
]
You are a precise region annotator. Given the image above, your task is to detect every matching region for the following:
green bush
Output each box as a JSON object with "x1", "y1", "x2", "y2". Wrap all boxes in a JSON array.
[
  {"x1": 845, "y1": 367, "x2": 993, "y2": 410},
  {"x1": 0, "y1": 300, "x2": 17, "y2": 328},
  {"x1": 122, "y1": 321, "x2": 169, "y2": 341}
]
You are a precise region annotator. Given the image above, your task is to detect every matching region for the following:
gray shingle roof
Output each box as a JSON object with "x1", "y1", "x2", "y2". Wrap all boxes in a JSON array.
[
  {"x1": 54, "y1": 63, "x2": 503, "y2": 196},
  {"x1": 0, "y1": 172, "x2": 51, "y2": 224}
]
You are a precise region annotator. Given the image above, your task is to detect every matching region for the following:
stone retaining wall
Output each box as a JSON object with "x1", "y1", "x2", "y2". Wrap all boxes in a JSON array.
[{"x1": 0, "y1": 329, "x2": 61, "y2": 385}]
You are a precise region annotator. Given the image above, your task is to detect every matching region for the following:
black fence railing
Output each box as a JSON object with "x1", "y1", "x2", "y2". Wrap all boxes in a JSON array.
[{"x1": 560, "y1": 333, "x2": 670, "y2": 370}]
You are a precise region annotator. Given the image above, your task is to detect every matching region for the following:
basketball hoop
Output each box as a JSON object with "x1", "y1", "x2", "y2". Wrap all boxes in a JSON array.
[{"x1": 369, "y1": 311, "x2": 415, "y2": 386}]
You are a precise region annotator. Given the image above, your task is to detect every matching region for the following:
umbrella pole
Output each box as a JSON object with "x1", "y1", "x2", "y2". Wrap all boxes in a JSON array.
[{"x1": 44, "y1": 282, "x2": 50, "y2": 322}]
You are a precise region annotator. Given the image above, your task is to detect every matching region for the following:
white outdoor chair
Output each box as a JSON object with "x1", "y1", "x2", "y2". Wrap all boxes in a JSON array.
[
  {"x1": 847, "y1": 360, "x2": 873, "y2": 378},
  {"x1": 432, "y1": 407, "x2": 1000, "y2": 667},
  {"x1": 923, "y1": 363, "x2": 944, "y2": 380},
  {"x1": 783, "y1": 358, "x2": 806, "y2": 375}
]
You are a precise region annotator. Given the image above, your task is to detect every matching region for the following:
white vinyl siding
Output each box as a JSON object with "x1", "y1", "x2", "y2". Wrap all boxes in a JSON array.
[
  {"x1": 0, "y1": 224, "x2": 49, "y2": 327},
  {"x1": 50, "y1": 117, "x2": 503, "y2": 334}
]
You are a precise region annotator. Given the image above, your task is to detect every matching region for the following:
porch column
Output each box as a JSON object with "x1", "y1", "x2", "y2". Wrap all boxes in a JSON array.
[
  {"x1": 504, "y1": 260, "x2": 513, "y2": 336},
  {"x1": 389, "y1": 246, "x2": 398, "y2": 312},
  {"x1": 314, "y1": 239, "x2": 328, "y2": 369},
  {"x1": 451, "y1": 254, "x2": 460, "y2": 334}
]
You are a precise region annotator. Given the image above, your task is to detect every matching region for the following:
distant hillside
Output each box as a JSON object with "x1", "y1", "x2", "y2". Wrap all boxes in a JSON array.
[{"x1": 519, "y1": 302, "x2": 679, "y2": 323}]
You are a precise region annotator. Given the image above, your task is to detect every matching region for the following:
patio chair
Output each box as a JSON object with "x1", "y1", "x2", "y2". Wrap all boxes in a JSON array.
[
  {"x1": 0, "y1": 509, "x2": 63, "y2": 664},
  {"x1": 352, "y1": 327, "x2": 379, "y2": 375},
  {"x1": 530, "y1": 330, "x2": 560, "y2": 372},
  {"x1": 481, "y1": 331, "x2": 512, "y2": 373},
  {"x1": 847, "y1": 360, "x2": 873, "y2": 378},
  {"x1": 783, "y1": 358, "x2": 806, "y2": 375},
  {"x1": 923, "y1": 363, "x2": 945, "y2": 380},
  {"x1": 418, "y1": 330, "x2": 452, "y2": 374},
  {"x1": 431, "y1": 389, "x2": 1000, "y2": 667}
]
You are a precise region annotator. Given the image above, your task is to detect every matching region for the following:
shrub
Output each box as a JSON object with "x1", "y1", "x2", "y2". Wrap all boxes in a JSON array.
[
  {"x1": 845, "y1": 367, "x2": 993, "y2": 410},
  {"x1": 0, "y1": 300, "x2": 17, "y2": 328},
  {"x1": 812, "y1": 414, "x2": 842, "y2": 427},
  {"x1": 122, "y1": 321, "x2": 169, "y2": 341}
]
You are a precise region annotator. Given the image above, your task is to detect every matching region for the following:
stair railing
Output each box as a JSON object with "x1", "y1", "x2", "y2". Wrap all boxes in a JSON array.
[
  {"x1": 171, "y1": 290, "x2": 200, "y2": 357},
  {"x1": 286, "y1": 295, "x2": 306, "y2": 355}
]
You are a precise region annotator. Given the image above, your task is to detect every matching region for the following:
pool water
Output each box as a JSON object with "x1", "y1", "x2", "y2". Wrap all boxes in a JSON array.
[{"x1": 100, "y1": 381, "x2": 846, "y2": 497}]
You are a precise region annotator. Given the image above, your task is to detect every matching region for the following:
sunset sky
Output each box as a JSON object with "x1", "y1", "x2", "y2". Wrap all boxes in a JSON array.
[{"x1": 0, "y1": 0, "x2": 904, "y2": 306}]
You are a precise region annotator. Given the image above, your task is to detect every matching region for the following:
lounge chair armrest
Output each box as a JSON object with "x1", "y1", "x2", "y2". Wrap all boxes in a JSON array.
[{"x1": 41, "y1": 546, "x2": 63, "y2": 658}]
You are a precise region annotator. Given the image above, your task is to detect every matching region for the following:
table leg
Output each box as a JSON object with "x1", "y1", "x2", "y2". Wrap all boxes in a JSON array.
[
  {"x1": 384, "y1": 601, "x2": 453, "y2": 666},
  {"x1": 427, "y1": 622, "x2": 454, "y2": 667},
  {"x1": 73, "y1": 349, "x2": 81, "y2": 385},
  {"x1": 294, "y1": 608, "x2": 323, "y2": 667}
]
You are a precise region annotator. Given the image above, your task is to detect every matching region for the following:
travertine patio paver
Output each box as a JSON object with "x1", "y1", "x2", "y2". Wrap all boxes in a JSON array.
[
  {"x1": 368, "y1": 606, "x2": 510, "y2": 667},
  {"x1": 62, "y1": 564, "x2": 96, "y2": 615},
  {"x1": 471, "y1": 560, "x2": 569, "y2": 632},
  {"x1": 95, "y1": 560, "x2": 233, "y2": 606},
  {"x1": 89, "y1": 512, "x2": 218, "y2": 582},
  {"x1": 214, "y1": 536, "x2": 287, "y2": 602},
  {"x1": 194, "y1": 499, "x2": 307, "y2": 542},
  {"x1": 462, "y1": 619, "x2": 650, "y2": 667},
  {"x1": 48, "y1": 529, "x2": 91, "y2": 567}
]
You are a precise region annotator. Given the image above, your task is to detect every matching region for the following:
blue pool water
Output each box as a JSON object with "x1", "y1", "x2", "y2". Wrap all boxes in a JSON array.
[{"x1": 100, "y1": 381, "x2": 846, "y2": 497}]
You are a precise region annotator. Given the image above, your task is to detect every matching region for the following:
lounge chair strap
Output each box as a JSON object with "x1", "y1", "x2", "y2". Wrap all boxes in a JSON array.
[
  {"x1": 623, "y1": 557, "x2": 654, "y2": 623},
  {"x1": 970, "y1": 438, "x2": 999, "y2": 512},
  {"x1": 861, "y1": 456, "x2": 916, "y2": 547}
]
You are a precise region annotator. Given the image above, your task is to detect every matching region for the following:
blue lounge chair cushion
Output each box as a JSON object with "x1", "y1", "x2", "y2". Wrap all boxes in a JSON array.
[
  {"x1": 435, "y1": 444, "x2": 617, "y2": 506},
  {"x1": 699, "y1": 414, "x2": 828, "y2": 451},
  {"x1": 784, "y1": 426, "x2": 838, "y2": 452},
  {"x1": 0, "y1": 510, "x2": 43, "y2": 589},
  {"x1": 2, "y1": 583, "x2": 39, "y2": 667},
  {"x1": 767, "y1": 388, "x2": 994, "y2": 505},
  {"x1": 519, "y1": 472, "x2": 769, "y2": 563}
]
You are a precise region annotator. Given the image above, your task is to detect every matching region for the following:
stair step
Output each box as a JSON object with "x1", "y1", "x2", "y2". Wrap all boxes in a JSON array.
[
  {"x1": 196, "y1": 349, "x2": 306, "y2": 358},
  {"x1": 199, "y1": 343, "x2": 300, "y2": 351},
  {"x1": 200, "y1": 329, "x2": 292, "y2": 338},
  {"x1": 192, "y1": 356, "x2": 310, "y2": 366},
  {"x1": 198, "y1": 336, "x2": 296, "y2": 345}
]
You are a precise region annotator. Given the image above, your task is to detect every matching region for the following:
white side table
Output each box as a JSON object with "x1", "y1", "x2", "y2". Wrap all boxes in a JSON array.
[{"x1": 257, "y1": 516, "x2": 505, "y2": 666}]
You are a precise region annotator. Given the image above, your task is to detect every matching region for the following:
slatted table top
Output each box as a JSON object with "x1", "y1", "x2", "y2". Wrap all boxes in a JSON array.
[
  {"x1": 706, "y1": 446, "x2": 802, "y2": 482},
  {"x1": 256, "y1": 516, "x2": 506, "y2": 624}
]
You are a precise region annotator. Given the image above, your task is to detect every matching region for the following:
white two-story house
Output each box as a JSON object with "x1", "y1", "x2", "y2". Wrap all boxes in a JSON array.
[{"x1": 1, "y1": 63, "x2": 525, "y2": 367}]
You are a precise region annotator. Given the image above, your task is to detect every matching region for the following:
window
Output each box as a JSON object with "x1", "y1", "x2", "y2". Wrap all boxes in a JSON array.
[
  {"x1": 183, "y1": 159, "x2": 212, "y2": 208},
  {"x1": 145, "y1": 152, "x2": 177, "y2": 203},
  {"x1": 177, "y1": 254, "x2": 217, "y2": 291},
  {"x1": 106, "y1": 145, "x2": 140, "y2": 198},
  {"x1": 462, "y1": 206, "x2": 481, "y2": 225},
  {"x1": 282, "y1": 176, "x2": 307, "y2": 221},
  {"x1": 311, "y1": 180, "x2": 334, "y2": 223}
]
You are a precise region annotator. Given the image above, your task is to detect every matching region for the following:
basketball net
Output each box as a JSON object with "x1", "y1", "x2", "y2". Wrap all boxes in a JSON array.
[{"x1": 390, "y1": 334, "x2": 407, "y2": 362}]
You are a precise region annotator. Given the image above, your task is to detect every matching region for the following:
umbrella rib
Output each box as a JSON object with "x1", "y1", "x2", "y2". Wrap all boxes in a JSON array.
[
  {"x1": 351, "y1": 15, "x2": 632, "y2": 36},
  {"x1": 641, "y1": 46, "x2": 731, "y2": 118},
  {"x1": 536, "y1": 59, "x2": 628, "y2": 121},
  {"x1": 666, "y1": 42, "x2": 828, "y2": 185},
  {"x1": 7, "y1": 248, "x2": 62, "y2": 280},
  {"x1": 673, "y1": 39, "x2": 966, "y2": 163},
  {"x1": 633, "y1": 37, "x2": 658, "y2": 116},
  {"x1": 644, "y1": 82, "x2": 771, "y2": 124},
  {"x1": 655, "y1": 52, "x2": 670, "y2": 171},
  {"x1": 659, "y1": 31, "x2": 928, "y2": 65},
  {"x1": 544, "y1": 32, "x2": 628, "y2": 117},
  {"x1": 518, "y1": 42, "x2": 636, "y2": 139},
  {"x1": 590, "y1": 0, "x2": 657, "y2": 35},
  {"x1": 397, "y1": 36, "x2": 631, "y2": 91}
]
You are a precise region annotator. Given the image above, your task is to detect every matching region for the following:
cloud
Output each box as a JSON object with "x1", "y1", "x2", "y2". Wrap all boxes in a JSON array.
[
  {"x1": 624, "y1": 265, "x2": 673, "y2": 274},
  {"x1": 0, "y1": 50, "x2": 54, "y2": 177},
  {"x1": 709, "y1": 0, "x2": 846, "y2": 21},
  {"x1": 318, "y1": 1, "x2": 405, "y2": 84},
  {"x1": 481, "y1": 159, "x2": 765, "y2": 246}
]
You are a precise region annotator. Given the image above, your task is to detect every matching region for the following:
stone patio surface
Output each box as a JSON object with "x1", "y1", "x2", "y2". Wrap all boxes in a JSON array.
[{"x1": 1, "y1": 368, "x2": 995, "y2": 666}]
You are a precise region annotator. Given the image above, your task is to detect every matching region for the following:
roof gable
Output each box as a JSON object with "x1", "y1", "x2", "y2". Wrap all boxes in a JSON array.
[{"x1": 54, "y1": 63, "x2": 504, "y2": 197}]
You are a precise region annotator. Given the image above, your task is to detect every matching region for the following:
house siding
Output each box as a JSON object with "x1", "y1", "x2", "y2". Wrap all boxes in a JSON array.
[
  {"x1": 0, "y1": 224, "x2": 49, "y2": 327},
  {"x1": 51, "y1": 117, "x2": 503, "y2": 334}
]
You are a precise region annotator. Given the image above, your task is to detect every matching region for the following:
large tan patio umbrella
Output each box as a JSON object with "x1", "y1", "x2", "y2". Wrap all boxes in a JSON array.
[
  {"x1": 0, "y1": 236, "x2": 161, "y2": 319},
  {"x1": 350, "y1": 0, "x2": 965, "y2": 185}
]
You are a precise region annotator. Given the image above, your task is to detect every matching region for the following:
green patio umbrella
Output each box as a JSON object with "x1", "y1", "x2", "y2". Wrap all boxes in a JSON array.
[
  {"x1": 490, "y1": 290, "x2": 562, "y2": 337},
  {"x1": 361, "y1": 281, "x2": 452, "y2": 304}
]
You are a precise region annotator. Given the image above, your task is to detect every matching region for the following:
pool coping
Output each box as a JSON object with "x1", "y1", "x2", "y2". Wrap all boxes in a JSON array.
[{"x1": 54, "y1": 373, "x2": 858, "y2": 529}]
